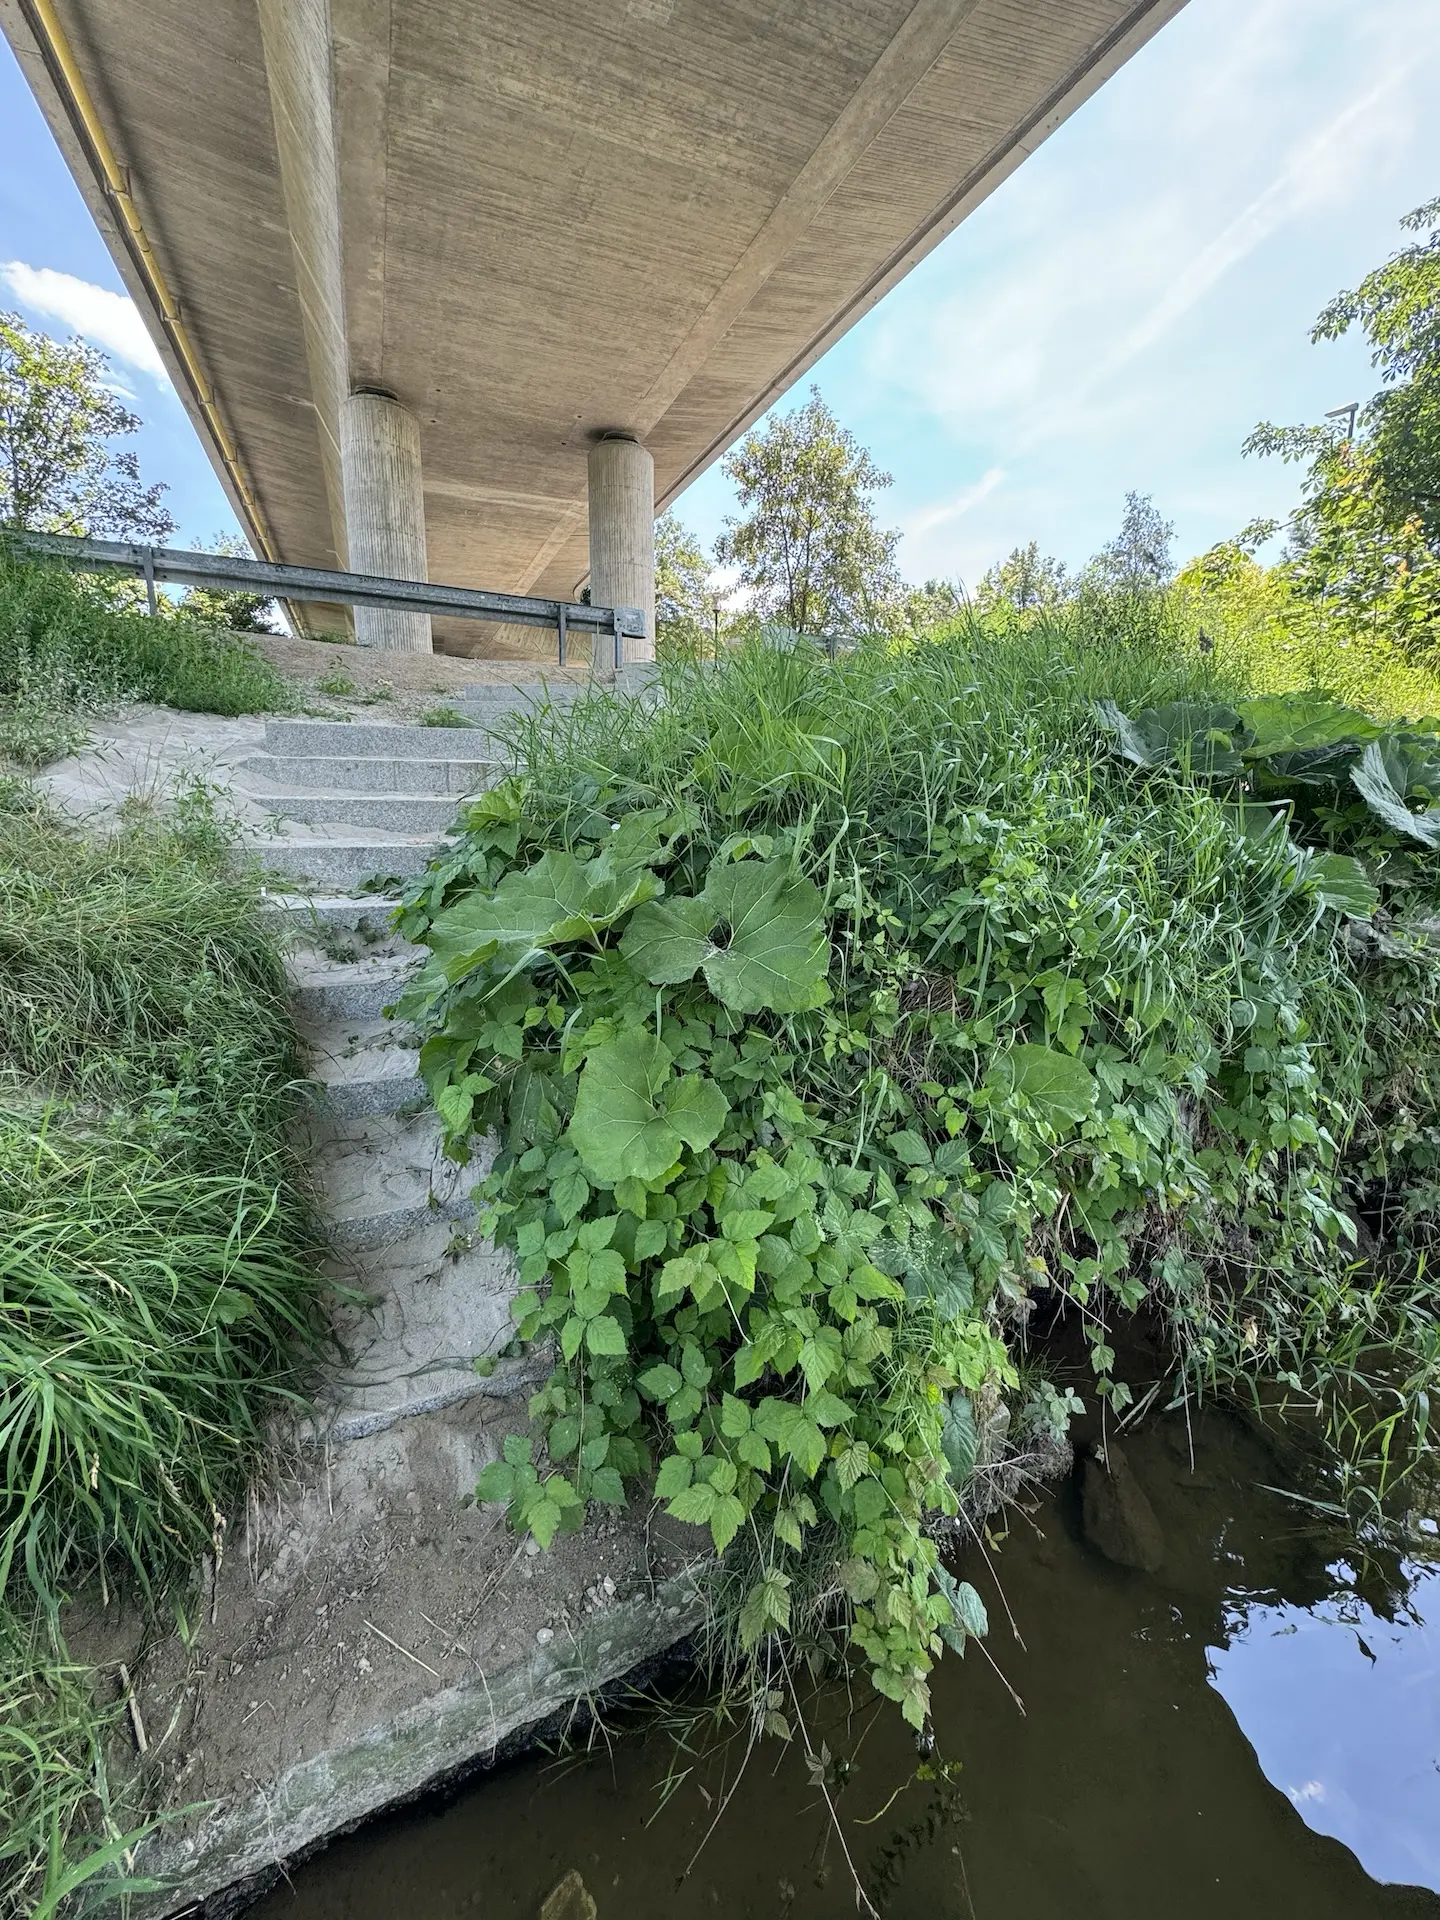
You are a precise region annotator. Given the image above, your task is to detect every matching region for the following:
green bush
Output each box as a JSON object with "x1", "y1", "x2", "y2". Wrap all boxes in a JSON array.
[
  {"x1": 0, "y1": 807, "x2": 322, "y2": 1604},
  {"x1": 0, "y1": 545, "x2": 288, "y2": 730},
  {"x1": 393, "y1": 614, "x2": 1440, "y2": 1732},
  {"x1": 0, "y1": 804, "x2": 321, "y2": 1908}
]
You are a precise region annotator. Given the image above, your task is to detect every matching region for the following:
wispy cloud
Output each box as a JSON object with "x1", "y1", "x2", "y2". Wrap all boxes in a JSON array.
[
  {"x1": 1, "y1": 261, "x2": 167, "y2": 381},
  {"x1": 902, "y1": 467, "x2": 1004, "y2": 539}
]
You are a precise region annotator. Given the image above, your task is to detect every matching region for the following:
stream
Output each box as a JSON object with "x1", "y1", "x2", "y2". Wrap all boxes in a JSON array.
[{"x1": 252, "y1": 1407, "x2": 1440, "y2": 1918}]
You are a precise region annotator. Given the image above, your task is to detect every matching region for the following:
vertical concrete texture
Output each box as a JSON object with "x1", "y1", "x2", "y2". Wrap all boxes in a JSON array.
[
  {"x1": 341, "y1": 392, "x2": 432, "y2": 652},
  {"x1": 255, "y1": 0, "x2": 349, "y2": 574},
  {"x1": 587, "y1": 436, "x2": 655, "y2": 664}
]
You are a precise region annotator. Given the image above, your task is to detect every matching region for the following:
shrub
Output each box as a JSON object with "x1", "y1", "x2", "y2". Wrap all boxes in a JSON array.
[
  {"x1": 393, "y1": 617, "x2": 1440, "y2": 1731},
  {"x1": 0, "y1": 545, "x2": 288, "y2": 731}
]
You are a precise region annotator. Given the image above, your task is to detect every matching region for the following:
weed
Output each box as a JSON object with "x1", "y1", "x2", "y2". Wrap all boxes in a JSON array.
[
  {"x1": 0, "y1": 804, "x2": 322, "y2": 1906},
  {"x1": 418, "y1": 705, "x2": 474, "y2": 729},
  {"x1": 395, "y1": 611, "x2": 1440, "y2": 1736},
  {"x1": 0, "y1": 544, "x2": 290, "y2": 719},
  {"x1": 315, "y1": 667, "x2": 360, "y2": 697}
]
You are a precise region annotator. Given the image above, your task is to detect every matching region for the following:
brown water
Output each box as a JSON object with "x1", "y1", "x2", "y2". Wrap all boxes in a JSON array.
[{"x1": 254, "y1": 1409, "x2": 1440, "y2": 1919}]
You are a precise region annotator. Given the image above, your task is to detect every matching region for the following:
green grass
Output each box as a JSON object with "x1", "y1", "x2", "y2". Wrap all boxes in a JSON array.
[
  {"x1": 418, "y1": 704, "x2": 474, "y2": 729},
  {"x1": 0, "y1": 546, "x2": 289, "y2": 766},
  {"x1": 0, "y1": 1614, "x2": 159, "y2": 1920},
  {"x1": 0, "y1": 801, "x2": 322, "y2": 1908}
]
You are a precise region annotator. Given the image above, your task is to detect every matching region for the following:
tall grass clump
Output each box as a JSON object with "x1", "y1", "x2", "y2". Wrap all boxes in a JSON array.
[
  {"x1": 0, "y1": 545, "x2": 287, "y2": 766},
  {"x1": 392, "y1": 602, "x2": 1440, "y2": 1735},
  {"x1": 0, "y1": 798, "x2": 321, "y2": 1908}
]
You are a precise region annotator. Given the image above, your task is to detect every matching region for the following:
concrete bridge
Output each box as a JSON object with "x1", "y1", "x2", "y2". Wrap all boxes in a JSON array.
[{"x1": 4, "y1": 0, "x2": 1187, "y2": 657}]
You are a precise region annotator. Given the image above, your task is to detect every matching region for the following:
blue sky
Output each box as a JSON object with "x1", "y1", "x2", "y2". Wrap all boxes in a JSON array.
[{"x1": 3, "y1": 0, "x2": 1439, "y2": 584}]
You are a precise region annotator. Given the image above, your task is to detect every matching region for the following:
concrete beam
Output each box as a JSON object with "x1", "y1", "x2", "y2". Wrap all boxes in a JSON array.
[
  {"x1": 587, "y1": 437, "x2": 654, "y2": 666},
  {"x1": 341, "y1": 390, "x2": 432, "y2": 652},
  {"x1": 255, "y1": 0, "x2": 349, "y2": 582}
]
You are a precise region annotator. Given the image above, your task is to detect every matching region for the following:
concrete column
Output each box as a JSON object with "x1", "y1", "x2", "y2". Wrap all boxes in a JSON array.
[
  {"x1": 341, "y1": 391, "x2": 432, "y2": 652},
  {"x1": 587, "y1": 435, "x2": 654, "y2": 664}
]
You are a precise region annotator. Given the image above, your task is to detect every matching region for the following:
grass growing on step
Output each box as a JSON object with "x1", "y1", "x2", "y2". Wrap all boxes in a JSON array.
[
  {"x1": 0, "y1": 545, "x2": 289, "y2": 768},
  {"x1": 417, "y1": 704, "x2": 475, "y2": 728},
  {"x1": 0, "y1": 799, "x2": 323, "y2": 1908},
  {"x1": 0, "y1": 1614, "x2": 159, "y2": 1920}
]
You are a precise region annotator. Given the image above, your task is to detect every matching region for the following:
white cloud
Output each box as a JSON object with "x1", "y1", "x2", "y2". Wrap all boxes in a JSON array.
[
  {"x1": 1, "y1": 261, "x2": 167, "y2": 381},
  {"x1": 902, "y1": 467, "x2": 1004, "y2": 540}
]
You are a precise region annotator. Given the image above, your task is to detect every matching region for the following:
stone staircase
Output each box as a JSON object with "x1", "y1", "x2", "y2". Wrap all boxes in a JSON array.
[
  {"x1": 111, "y1": 675, "x2": 705, "y2": 1916},
  {"x1": 234, "y1": 710, "x2": 532, "y2": 1440}
]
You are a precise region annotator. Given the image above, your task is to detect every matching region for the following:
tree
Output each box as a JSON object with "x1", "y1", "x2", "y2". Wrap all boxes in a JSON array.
[
  {"x1": 1310, "y1": 195, "x2": 1440, "y2": 545},
  {"x1": 975, "y1": 541, "x2": 1069, "y2": 613},
  {"x1": 1244, "y1": 198, "x2": 1440, "y2": 654},
  {"x1": 1086, "y1": 491, "x2": 1174, "y2": 592},
  {"x1": 0, "y1": 310, "x2": 173, "y2": 540},
  {"x1": 715, "y1": 387, "x2": 901, "y2": 637},
  {"x1": 176, "y1": 533, "x2": 277, "y2": 633},
  {"x1": 655, "y1": 510, "x2": 714, "y2": 655},
  {"x1": 899, "y1": 576, "x2": 967, "y2": 636}
]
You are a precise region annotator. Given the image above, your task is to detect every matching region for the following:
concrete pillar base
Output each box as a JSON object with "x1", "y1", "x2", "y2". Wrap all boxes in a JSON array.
[
  {"x1": 587, "y1": 435, "x2": 654, "y2": 665},
  {"x1": 341, "y1": 391, "x2": 432, "y2": 652}
]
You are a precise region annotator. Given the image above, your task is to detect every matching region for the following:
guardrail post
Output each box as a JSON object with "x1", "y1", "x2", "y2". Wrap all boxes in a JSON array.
[
  {"x1": 613, "y1": 607, "x2": 624, "y2": 671},
  {"x1": 556, "y1": 603, "x2": 567, "y2": 667},
  {"x1": 142, "y1": 545, "x2": 158, "y2": 616}
]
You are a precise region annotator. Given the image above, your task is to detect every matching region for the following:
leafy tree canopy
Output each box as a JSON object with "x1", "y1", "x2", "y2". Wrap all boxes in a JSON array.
[
  {"x1": 1244, "y1": 198, "x2": 1440, "y2": 653},
  {"x1": 715, "y1": 387, "x2": 901, "y2": 639},
  {"x1": 0, "y1": 310, "x2": 173, "y2": 541},
  {"x1": 976, "y1": 540, "x2": 1070, "y2": 613},
  {"x1": 655, "y1": 509, "x2": 714, "y2": 656},
  {"x1": 1085, "y1": 490, "x2": 1175, "y2": 593}
]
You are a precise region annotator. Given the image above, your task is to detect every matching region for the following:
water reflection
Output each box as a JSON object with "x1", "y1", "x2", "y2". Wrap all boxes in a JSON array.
[
  {"x1": 1209, "y1": 1567, "x2": 1439, "y2": 1891},
  {"x1": 252, "y1": 1411, "x2": 1440, "y2": 1919}
]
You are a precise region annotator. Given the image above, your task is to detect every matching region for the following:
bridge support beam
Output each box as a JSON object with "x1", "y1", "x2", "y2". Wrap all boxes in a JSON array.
[
  {"x1": 587, "y1": 435, "x2": 654, "y2": 664},
  {"x1": 341, "y1": 392, "x2": 432, "y2": 652}
]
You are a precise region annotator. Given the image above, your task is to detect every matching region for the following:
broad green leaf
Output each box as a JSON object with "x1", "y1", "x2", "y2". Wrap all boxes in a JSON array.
[
  {"x1": 589, "y1": 1465, "x2": 626, "y2": 1506},
  {"x1": 934, "y1": 1564, "x2": 989, "y2": 1653},
  {"x1": 654, "y1": 1454, "x2": 694, "y2": 1497},
  {"x1": 568, "y1": 1031, "x2": 728, "y2": 1183},
  {"x1": 1096, "y1": 699, "x2": 1243, "y2": 777},
  {"x1": 838, "y1": 1557, "x2": 880, "y2": 1602},
  {"x1": 585, "y1": 1314, "x2": 627, "y2": 1355},
  {"x1": 1235, "y1": 691, "x2": 1380, "y2": 756},
  {"x1": 1351, "y1": 740, "x2": 1440, "y2": 847},
  {"x1": 1302, "y1": 851, "x2": 1380, "y2": 920},
  {"x1": 738, "y1": 1570, "x2": 791, "y2": 1646},
  {"x1": 638, "y1": 1362, "x2": 683, "y2": 1401},
  {"x1": 986, "y1": 1043, "x2": 1096, "y2": 1127},
  {"x1": 621, "y1": 858, "x2": 831, "y2": 1013},
  {"x1": 940, "y1": 1392, "x2": 978, "y2": 1487},
  {"x1": 666, "y1": 1483, "x2": 716, "y2": 1525},
  {"x1": 886, "y1": 1129, "x2": 932, "y2": 1167},
  {"x1": 708, "y1": 1492, "x2": 746, "y2": 1554},
  {"x1": 475, "y1": 1462, "x2": 514, "y2": 1504}
]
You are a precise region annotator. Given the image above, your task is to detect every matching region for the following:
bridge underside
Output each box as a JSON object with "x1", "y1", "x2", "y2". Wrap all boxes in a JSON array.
[{"x1": 3, "y1": 0, "x2": 1185, "y2": 655}]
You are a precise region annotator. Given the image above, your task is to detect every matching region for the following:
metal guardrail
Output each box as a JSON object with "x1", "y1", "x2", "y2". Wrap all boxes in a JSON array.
[{"x1": 10, "y1": 532, "x2": 645, "y2": 668}]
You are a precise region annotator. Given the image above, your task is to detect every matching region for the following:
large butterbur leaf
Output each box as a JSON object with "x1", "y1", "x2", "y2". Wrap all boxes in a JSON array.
[
  {"x1": 1235, "y1": 692, "x2": 1380, "y2": 757},
  {"x1": 1350, "y1": 741, "x2": 1440, "y2": 847},
  {"x1": 568, "y1": 1030, "x2": 728, "y2": 1183},
  {"x1": 984, "y1": 1042, "x2": 1097, "y2": 1127},
  {"x1": 621, "y1": 857, "x2": 830, "y2": 1013},
  {"x1": 1095, "y1": 700, "x2": 1244, "y2": 778},
  {"x1": 1300, "y1": 850, "x2": 1379, "y2": 920},
  {"x1": 425, "y1": 848, "x2": 661, "y2": 968}
]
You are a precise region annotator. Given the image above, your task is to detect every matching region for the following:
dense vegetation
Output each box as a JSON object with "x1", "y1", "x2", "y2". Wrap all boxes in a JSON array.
[
  {"x1": 0, "y1": 543, "x2": 287, "y2": 768},
  {"x1": 0, "y1": 794, "x2": 322, "y2": 1915},
  {"x1": 395, "y1": 608, "x2": 1440, "y2": 1731}
]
